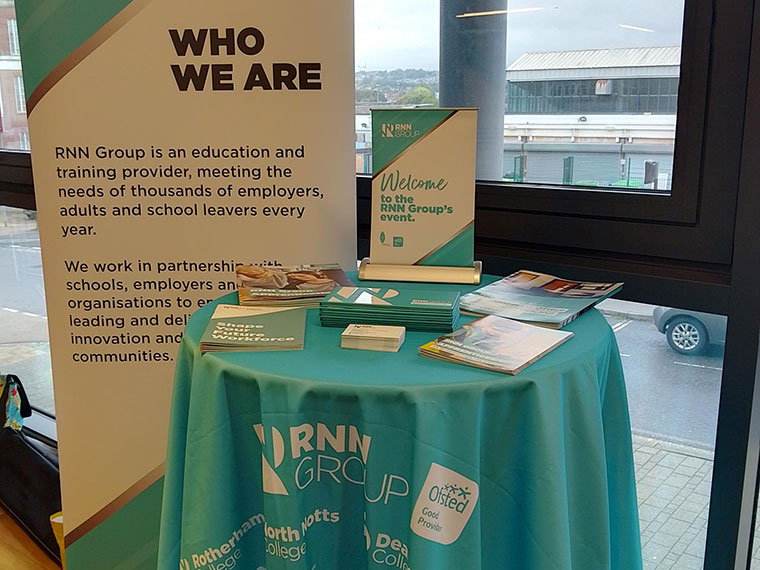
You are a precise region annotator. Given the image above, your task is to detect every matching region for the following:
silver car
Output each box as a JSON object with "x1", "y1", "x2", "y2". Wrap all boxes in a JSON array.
[{"x1": 653, "y1": 307, "x2": 727, "y2": 355}]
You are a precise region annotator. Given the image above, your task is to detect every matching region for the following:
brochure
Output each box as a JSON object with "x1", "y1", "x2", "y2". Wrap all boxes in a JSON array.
[
  {"x1": 236, "y1": 264, "x2": 354, "y2": 307},
  {"x1": 460, "y1": 270, "x2": 623, "y2": 328},
  {"x1": 419, "y1": 315, "x2": 574, "y2": 375},
  {"x1": 200, "y1": 304, "x2": 306, "y2": 353}
]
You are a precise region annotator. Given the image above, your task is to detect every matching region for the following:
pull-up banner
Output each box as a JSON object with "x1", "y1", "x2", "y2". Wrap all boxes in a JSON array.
[
  {"x1": 369, "y1": 108, "x2": 477, "y2": 267},
  {"x1": 15, "y1": 1, "x2": 355, "y2": 567}
]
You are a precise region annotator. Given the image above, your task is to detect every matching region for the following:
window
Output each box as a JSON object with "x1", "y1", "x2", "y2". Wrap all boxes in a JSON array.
[
  {"x1": 7, "y1": 18, "x2": 18, "y2": 56},
  {"x1": 355, "y1": 2, "x2": 683, "y2": 192},
  {"x1": 13, "y1": 74, "x2": 25, "y2": 113},
  {"x1": 19, "y1": 129, "x2": 28, "y2": 150},
  {"x1": 0, "y1": 206, "x2": 54, "y2": 416}
]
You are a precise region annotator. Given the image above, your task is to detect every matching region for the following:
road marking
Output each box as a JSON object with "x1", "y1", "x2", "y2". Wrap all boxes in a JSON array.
[
  {"x1": 612, "y1": 319, "x2": 632, "y2": 332},
  {"x1": 9, "y1": 244, "x2": 41, "y2": 252},
  {"x1": 620, "y1": 353, "x2": 632, "y2": 357},
  {"x1": 1, "y1": 307, "x2": 45, "y2": 318},
  {"x1": 674, "y1": 361, "x2": 723, "y2": 372}
]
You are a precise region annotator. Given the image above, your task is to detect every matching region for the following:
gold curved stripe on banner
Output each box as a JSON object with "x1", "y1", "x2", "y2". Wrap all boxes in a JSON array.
[
  {"x1": 63, "y1": 462, "x2": 165, "y2": 547},
  {"x1": 27, "y1": 0, "x2": 152, "y2": 115},
  {"x1": 414, "y1": 220, "x2": 474, "y2": 265}
]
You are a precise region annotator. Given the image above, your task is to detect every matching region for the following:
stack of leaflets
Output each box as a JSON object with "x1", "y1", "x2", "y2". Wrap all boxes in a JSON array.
[
  {"x1": 200, "y1": 304, "x2": 306, "y2": 353},
  {"x1": 320, "y1": 287, "x2": 460, "y2": 332},
  {"x1": 341, "y1": 324, "x2": 406, "y2": 352},
  {"x1": 236, "y1": 264, "x2": 354, "y2": 308},
  {"x1": 460, "y1": 270, "x2": 623, "y2": 328},
  {"x1": 420, "y1": 315, "x2": 573, "y2": 375}
]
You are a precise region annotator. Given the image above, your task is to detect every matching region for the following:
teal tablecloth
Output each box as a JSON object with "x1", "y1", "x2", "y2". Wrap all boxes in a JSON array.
[{"x1": 158, "y1": 276, "x2": 642, "y2": 570}]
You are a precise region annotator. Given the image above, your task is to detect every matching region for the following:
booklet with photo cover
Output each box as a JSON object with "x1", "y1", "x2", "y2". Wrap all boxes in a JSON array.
[
  {"x1": 200, "y1": 304, "x2": 306, "y2": 353},
  {"x1": 236, "y1": 264, "x2": 354, "y2": 307},
  {"x1": 460, "y1": 270, "x2": 623, "y2": 328},
  {"x1": 419, "y1": 315, "x2": 574, "y2": 375}
]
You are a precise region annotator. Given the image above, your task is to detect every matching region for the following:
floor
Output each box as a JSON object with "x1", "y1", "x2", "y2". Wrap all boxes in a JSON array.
[{"x1": 0, "y1": 506, "x2": 60, "y2": 570}]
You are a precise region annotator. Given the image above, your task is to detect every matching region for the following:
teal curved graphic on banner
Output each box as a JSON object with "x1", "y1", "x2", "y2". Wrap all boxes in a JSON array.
[
  {"x1": 15, "y1": 0, "x2": 132, "y2": 101},
  {"x1": 418, "y1": 224, "x2": 474, "y2": 267},
  {"x1": 66, "y1": 478, "x2": 163, "y2": 570}
]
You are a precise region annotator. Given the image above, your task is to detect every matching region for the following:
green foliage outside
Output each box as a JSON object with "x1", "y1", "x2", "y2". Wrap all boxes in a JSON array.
[
  {"x1": 356, "y1": 88, "x2": 387, "y2": 103},
  {"x1": 397, "y1": 86, "x2": 438, "y2": 106}
]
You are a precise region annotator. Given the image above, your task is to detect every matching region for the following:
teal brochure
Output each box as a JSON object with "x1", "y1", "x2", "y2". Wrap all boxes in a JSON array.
[
  {"x1": 369, "y1": 108, "x2": 477, "y2": 267},
  {"x1": 321, "y1": 287, "x2": 460, "y2": 311},
  {"x1": 200, "y1": 304, "x2": 306, "y2": 352}
]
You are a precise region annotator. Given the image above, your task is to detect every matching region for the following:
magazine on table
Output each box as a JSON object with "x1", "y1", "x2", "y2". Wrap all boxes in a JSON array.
[
  {"x1": 460, "y1": 270, "x2": 623, "y2": 328},
  {"x1": 419, "y1": 315, "x2": 574, "y2": 375},
  {"x1": 236, "y1": 263, "x2": 354, "y2": 307}
]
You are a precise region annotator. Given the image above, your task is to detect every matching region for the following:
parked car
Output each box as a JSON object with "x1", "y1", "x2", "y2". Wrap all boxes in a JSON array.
[{"x1": 653, "y1": 307, "x2": 727, "y2": 355}]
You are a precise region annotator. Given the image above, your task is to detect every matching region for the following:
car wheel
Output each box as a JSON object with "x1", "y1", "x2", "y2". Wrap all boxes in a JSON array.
[{"x1": 667, "y1": 317, "x2": 708, "y2": 355}]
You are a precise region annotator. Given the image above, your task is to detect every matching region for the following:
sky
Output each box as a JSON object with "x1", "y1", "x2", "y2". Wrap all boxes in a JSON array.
[{"x1": 354, "y1": 0, "x2": 685, "y2": 70}]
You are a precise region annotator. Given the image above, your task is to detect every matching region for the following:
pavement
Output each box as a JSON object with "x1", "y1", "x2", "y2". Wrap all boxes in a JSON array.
[
  {"x1": 634, "y1": 434, "x2": 713, "y2": 569},
  {"x1": 598, "y1": 298, "x2": 655, "y2": 321}
]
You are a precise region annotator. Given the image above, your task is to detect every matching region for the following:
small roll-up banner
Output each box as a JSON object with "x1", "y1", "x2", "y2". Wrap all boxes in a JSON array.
[
  {"x1": 15, "y1": 0, "x2": 355, "y2": 567},
  {"x1": 361, "y1": 108, "x2": 480, "y2": 284}
]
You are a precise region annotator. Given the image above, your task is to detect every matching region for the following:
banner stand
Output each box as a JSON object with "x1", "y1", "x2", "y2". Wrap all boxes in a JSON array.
[{"x1": 358, "y1": 258, "x2": 482, "y2": 285}]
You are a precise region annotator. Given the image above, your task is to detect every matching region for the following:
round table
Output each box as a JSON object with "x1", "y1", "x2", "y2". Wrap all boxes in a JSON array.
[{"x1": 158, "y1": 275, "x2": 642, "y2": 570}]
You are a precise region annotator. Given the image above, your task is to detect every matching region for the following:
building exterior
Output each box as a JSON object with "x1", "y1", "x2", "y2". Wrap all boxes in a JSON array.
[
  {"x1": 506, "y1": 46, "x2": 680, "y2": 115},
  {"x1": 0, "y1": 1, "x2": 27, "y2": 151},
  {"x1": 354, "y1": 47, "x2": 680, "y2": 188},
  {"x1": 504, "y1": 46, "x2": 680, "y2": 189}
]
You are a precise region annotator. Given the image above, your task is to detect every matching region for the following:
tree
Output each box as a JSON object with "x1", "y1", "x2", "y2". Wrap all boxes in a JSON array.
[
  {"x1": 355, "y1": 88, "x2": 386, "y2": 103},
  {"x1": 396, "y1": 86, "x2": 438, "y2": 106}
]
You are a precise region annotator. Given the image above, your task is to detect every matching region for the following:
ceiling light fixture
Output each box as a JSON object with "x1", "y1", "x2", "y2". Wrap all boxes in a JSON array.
[
  {"x1": 456, "y1": 7, "x2": 544, "y2": 18},
  {"x1": 618, "y1": 24, "x2": 656, "y2": 33}
]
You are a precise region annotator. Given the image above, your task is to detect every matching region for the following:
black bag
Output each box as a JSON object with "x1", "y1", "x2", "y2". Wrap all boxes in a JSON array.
[{"x1": 0, "y1": 374, "x2": 62, "y2": 565}]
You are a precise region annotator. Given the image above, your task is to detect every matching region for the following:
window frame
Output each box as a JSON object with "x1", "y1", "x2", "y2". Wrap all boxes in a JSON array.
[{"x1": 477, "y1": 0, "x2": 747, "y2": 255}]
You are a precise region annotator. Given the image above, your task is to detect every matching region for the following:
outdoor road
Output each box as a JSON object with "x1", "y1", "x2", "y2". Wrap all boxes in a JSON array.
[
  {"x1": 0, "y1": 230, "x2": 46, "y2": 317},
  {"x1": 0, "y1": 232, "x2": 724, "y2": 449},
  {"x1": 606, "y1": 314, "x2": 722, "y2": 450}
]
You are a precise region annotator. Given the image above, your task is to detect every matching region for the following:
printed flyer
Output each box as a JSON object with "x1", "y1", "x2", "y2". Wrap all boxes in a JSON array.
[{"x1": 369, "y1": 108, "x2": 477, "y2": 267}]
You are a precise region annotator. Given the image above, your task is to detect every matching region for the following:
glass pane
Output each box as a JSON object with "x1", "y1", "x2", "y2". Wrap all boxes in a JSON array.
[
  {"x1": 599, "y1": 299, "x2": 723, "y2": 569},
  {"x1": 0, "y1": 1, "x2": 29, "y2": 150},
  {"x1": 0, "y1": 206, "x2": 54, "y2": 415},
  {"x1": 355, "y1": 0, "x2": 684, "y2": 193},
  {"x1": 751, "y1": 502, "x2": 760, "y2": 569}
]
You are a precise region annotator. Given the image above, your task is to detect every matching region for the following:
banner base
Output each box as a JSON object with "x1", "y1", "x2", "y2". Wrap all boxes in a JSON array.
[{"x1": 358, "y1": 258, "x2": 482, "y2": 285}]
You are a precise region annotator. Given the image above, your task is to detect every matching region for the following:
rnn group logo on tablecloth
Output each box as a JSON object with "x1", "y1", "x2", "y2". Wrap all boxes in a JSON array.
[{"x1": 252, "y1": 422, "x2": 410, "y2": 504}]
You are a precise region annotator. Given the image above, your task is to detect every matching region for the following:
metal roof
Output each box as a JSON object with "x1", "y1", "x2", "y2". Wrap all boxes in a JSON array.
[{"x1": 508, "y1": 46, "x2": 681, "y2": 72}]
